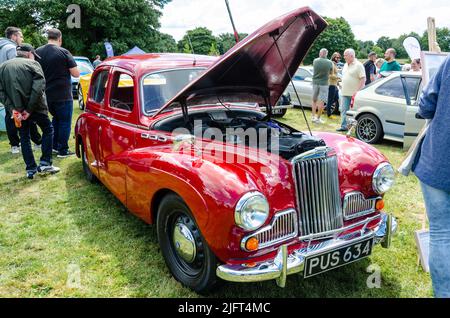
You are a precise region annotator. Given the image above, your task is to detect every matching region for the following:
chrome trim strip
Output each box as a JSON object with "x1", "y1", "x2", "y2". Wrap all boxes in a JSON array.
[{"x1": 240, "y1": 209, "x2": 298, "y2": 251}]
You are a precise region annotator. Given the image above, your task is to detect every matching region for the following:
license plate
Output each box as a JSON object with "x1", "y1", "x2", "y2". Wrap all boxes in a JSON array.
[{"x1": 304, "y1": 237, "x2": 374, "y2": 278}]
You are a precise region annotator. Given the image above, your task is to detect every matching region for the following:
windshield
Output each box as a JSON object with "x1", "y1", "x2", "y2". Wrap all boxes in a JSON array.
[
  {"x1": 76, "y1": 60, "x2": 94, "y2": 74},
  {"x1": 142, "y1": 68, "x2": 205, "y2": 113}
]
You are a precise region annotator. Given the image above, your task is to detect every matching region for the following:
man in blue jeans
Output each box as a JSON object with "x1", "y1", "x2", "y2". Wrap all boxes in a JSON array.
[
  {"x1": 337, "y1": 49, "x2": 366, "y2": 132},
  {"x1": 36, "y1": 28, "x2": 79, "y2": 158},
  {"x1": 0, "y1": 44, "x2": 60, "y2": 179},
  {"x1": 413, "y1": 54, "x2": 450, "y2": 298}
]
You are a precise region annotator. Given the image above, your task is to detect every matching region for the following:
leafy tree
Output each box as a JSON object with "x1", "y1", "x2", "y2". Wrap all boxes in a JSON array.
[
  {"x1": 154, "y1": 32, "x2": 177, "y2": 53},
  {"x1": 0, "y1": 0, "x2": 172, "y2": 58},
  {"x1": 303, "y1": 17, "x2": 358, "y2": 65},
  {"x1": 177, "y1": 27, "x2": 217, "y2": 56},
  {"x1": 216, "y1": 32, "x2": 248, "y2": 55},
  {"x1": 208, "y1": 42, "x2": 219, "y2": 56},
  {"x1": 357, "y1": 40, "x2": 375, "y2": 58},
  {"x1": 376, "y1": 36, "x2": 393, "y2": 51},
  {"x1": 420, "y1": 27, "x2": 450, "y2": 52}
]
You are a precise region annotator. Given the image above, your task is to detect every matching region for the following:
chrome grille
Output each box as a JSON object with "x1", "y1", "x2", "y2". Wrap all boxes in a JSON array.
[
  {"x1": 292, "y1": 147, "x2": 343, "y2": 237},
  {"x1": 242, "y1": 210, "x2": 297, "y2": 251},
  {"x1": 343, "y1": 192, "x2": 377, "y2": 220}
]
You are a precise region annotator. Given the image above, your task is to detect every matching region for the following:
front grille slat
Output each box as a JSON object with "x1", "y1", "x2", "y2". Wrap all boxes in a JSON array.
[
  {"x1": 343, "y1": 192, "x2": 377, "y2": 220},
  {"x1": 293, "y1": 149, "x2": 344, "y2": 237}
]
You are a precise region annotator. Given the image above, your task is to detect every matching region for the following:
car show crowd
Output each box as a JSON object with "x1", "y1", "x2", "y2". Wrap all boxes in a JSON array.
[{"x1": 0, "y1": 23, "x2": 449, "y2": 298}]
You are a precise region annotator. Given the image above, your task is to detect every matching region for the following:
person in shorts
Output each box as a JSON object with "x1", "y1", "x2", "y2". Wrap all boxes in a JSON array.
[{"x1": 312, "y1": 48, "x2": 333, "y2": 124}]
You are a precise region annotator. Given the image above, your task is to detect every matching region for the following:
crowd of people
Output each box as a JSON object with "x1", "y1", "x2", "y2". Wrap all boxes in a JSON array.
[
  {"x1": 309, "y1": 46, "x2": 422, "y2": 132},
  {"x1": 0, "y1": 27, "x2": 80, "y2": 179}
]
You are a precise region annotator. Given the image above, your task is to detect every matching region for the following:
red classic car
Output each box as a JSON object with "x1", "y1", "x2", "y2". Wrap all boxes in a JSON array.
[{"x1": 75, "y1": 7, "x2": 397, "y2": 293}]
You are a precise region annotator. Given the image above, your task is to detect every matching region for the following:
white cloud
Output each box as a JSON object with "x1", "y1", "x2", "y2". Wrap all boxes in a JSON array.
[{"x1": 160, "y1": 0, "x2": 450, "y2": 44}]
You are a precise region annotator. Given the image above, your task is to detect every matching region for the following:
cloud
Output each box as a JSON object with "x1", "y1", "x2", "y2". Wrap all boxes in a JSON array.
[{"x1": 160, "y1": 0, "x2": 450, "y2": 44}]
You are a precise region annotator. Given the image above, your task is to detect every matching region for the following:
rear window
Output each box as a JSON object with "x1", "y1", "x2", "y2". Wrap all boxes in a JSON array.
[
  {"x1": 90, "y1": 70, "x2": 109, "y2": 104},
  {"x1": 375, "y1": 77, "x2": 405, "y2": 99}
]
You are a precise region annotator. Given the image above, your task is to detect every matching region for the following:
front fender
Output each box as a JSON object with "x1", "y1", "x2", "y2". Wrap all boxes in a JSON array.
[{"x1": 315, "y1": 132, "x2": 389, "y2": 197}]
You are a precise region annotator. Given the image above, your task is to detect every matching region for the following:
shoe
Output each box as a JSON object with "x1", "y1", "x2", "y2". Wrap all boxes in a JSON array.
[
  {"x1": 311, "y1": 117, "x2": 319, "y2": 124},
  {"x1": 318, "y1": 118, "x2": 325, "y2": 124},
  {"x1": 38, "y1": 165, "x2": 61, "y2": 175},
  {"x1": 26, "y1": 170, "x2": 37, "y2": 179},
  {"x1": 52, "y1": 149, "x2": 59, "y2": 155},
  {"x1": 328, "y1": 115, "x2": 336, "y2": 120},
  {"x1": 57, "y1": 151, "x2": 76, "y2": 159},
  {"x1": 11, "y1": 146, "x2": 20, "y2": 154},
  {"x1": 33, "y1": 144, "x2": 42, "y2": 152},
  {"x1": 336, "y1": 128, "x2": 348, "y2": 132}
]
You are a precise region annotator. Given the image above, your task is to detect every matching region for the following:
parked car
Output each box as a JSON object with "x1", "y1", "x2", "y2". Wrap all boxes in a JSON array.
[
  {"x1": 75, "y1": 7, "x2": 397, "y2": 293},
  {"x1": 284, "y1": 66, "x2": 340, "y2": 115},
  {"x1": 346, "y1": 71, "x2": 425, "y2": 146},
  {"x1": 72, "y1": 56, "x2": 94, "y2": 98}
]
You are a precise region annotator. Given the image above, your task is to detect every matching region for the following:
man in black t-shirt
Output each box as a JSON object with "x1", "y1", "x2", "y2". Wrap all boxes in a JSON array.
[
  {"x1": 363, "y1": 52, "x2": 377, "y2": 86},
  {"x1": 36, "y1": 28, "x2": 80, "y2": 158}
]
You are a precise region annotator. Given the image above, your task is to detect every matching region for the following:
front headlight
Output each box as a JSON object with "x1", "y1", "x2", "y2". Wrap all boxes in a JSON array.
[
  {"x1": 373, "y1": 163, "x2": 395, "y2": 194},
  {"x1": 235, "y1": 192, "x2": 269, "y2": 231}
]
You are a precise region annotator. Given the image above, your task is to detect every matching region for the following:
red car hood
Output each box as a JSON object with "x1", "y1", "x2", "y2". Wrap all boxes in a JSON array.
[{"x1": 154, "y1": 6, "x2": 326, "y2": 115}]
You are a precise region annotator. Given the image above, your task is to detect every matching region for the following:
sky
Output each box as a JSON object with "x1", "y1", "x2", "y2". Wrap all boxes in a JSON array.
[{"x1": 160, "y1": 0, "x2": 450, "y2": 42}]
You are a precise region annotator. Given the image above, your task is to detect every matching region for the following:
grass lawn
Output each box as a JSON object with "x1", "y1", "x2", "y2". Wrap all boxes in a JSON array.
[{"x1": 0, "y1": 104, "x2": 432, "y2": 298}]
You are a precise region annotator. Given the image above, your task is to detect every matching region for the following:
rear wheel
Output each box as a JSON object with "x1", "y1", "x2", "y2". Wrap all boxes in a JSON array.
[
  {"x1": 78, "y1": 85, "x2": 85, "y2": 110},
  {"x1": 157, "y1": 194, "x2": 219, "y2": 294},
  {"x1": 272, "y1": 108, "x2": 288, "y2": 118},
  {"x1": 356, "y1": 114, "x2": 383, "y2": 144}
]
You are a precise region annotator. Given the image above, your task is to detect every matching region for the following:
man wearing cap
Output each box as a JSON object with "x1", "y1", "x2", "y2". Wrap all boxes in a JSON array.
[
  {"x1": 0, "y1": 26, "x2": 42, "y2": 154},
  {"x1": 0, "y1": 44, "x2": 60, "y2": 179},
  {"x1": 364, "y1": 52, "x2": 378, "y2": 85}
]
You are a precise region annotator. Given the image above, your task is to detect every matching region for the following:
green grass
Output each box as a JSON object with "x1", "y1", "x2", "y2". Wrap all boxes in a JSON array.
[{"x1": 0, "y1": 104, "x2": 432, "y2": 298}]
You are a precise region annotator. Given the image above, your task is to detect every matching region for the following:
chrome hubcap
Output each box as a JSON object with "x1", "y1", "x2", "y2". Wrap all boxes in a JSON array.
[{"x1": 172, "y1": 220, "x2": 197, "y2": 263}]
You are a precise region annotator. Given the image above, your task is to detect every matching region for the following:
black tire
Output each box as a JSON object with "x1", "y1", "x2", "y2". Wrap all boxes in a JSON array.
[
  {"x1": 78, "y1": 85, "x2": 85, "y2": 110},
  {"x1": 81, "y1": 141, "x2": 98, "y2": 183},
  {"x1": 157, "y1": 194, "x2": 219, "y2": 294},
  {"x1": 272, "y1": 108, "x2": 288, "y2": 118},
  {"x1": 356, "y1": 114, "x2": 384, "y2": 144}
]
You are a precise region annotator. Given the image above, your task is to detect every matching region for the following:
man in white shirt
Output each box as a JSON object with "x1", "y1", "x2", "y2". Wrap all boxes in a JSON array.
[{"x1": 337, "y1": 48, "x2": 366, "y2": 132}]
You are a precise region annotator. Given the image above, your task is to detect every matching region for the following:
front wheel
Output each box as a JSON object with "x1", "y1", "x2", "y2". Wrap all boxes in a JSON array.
[
  {"x1": 157, "y1": 194, "x2": 219, "y2": 294},
  {"x1": 81, "y1": 141, "x2": 97, "y2": 183},
  {"x1": 356, "y1": 114, "x2": 383, "y2": 144}
]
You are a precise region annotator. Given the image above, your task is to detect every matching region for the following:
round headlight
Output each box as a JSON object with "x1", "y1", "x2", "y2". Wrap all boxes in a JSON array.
[
  {"x1": 235, "y1": 192, "x2": 269, "y2": 231},
  {"x1": 373, "y1": 163, "x2": 395, "y2": 194}
]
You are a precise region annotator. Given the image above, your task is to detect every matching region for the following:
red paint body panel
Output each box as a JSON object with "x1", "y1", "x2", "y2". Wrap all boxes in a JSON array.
[{"x1": 74, "y1": 7, "x2": 391, "y2": 265}]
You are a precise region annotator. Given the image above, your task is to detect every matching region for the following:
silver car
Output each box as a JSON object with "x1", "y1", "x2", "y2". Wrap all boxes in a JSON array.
[
  {"x1": 346, "y1": 72, "x2": 425, "y2": 147},
  {"x1": 285, "y1": 66, "x2": 340, "y2": 114}
]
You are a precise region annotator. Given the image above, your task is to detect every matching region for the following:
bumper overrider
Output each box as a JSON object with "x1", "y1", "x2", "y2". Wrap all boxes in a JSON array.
[{"x1": 217, "y1": 213, "x2": 397, "y2": 287}]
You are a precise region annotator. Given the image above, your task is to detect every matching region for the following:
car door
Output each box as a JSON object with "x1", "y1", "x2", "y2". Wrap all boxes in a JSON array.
[
  {"x1": 286, "y1": 68, "x2": 313, "y2": 107},
  {"x1": 98, "y1": 68, "x2": 138, "y2": 204},
  {"x1": 372, "y1": 75, "x2": 411, "y2": 139},
  {"x1": 83, "y1": 67, "x2": 111, "y2": 179},
  {"x1": 404, "y1": 77, "x2": 425, "y2": 149}
]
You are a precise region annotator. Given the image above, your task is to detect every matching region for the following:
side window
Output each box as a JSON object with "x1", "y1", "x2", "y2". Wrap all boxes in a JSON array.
[
  {"x1": 375, "y1": 77, "x2": 405, "y2": 99},
  {"x1": 91, "y1": 70, "x2": 109, "y2": 104},
  {"x1": 405, "y1": 77, "x2": 421, "y2": 100},
  {"x1": 109, "y1": 73, "x2": 134, "y2": 112},
  {"x1": 294, "y1": 69, "x2": 311, "y2": 81}
]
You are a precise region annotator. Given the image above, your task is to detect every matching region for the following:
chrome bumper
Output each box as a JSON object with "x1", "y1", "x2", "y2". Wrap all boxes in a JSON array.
[{"x1": 216, "y1": 213, "x2": 397, "y2": 287}]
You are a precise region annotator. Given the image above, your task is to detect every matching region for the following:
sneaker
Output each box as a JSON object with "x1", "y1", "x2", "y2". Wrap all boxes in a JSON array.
[
  {"x1": 336, "y1": 127, "x2": 348, "y2": 132},
  {"x1": 52, "y1": 149, "x2": 59, "y2": 155},
  {"x1": 33, "y1": 144, "x2": 42, "y2": 152},
  {"x1": 11, "y1": 146, "x2": 20, "y2": 154},
  {"x1": 318, "y1": 118, "x2": 326, "y2": 124},
  {"x1": 311, "y1": 117, "x2": 319, "y2": 124},
  {"x1": 38, "y1": 165, "x2": 61, "y2": 175},
  {"x1": 57, "y1": 151, "x2": 76, "y2": 159},
  {"x1": 26, "y1": 170, "x2": 37, "y2": 179}
]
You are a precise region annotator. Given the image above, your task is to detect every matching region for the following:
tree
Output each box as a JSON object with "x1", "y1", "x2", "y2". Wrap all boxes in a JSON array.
[
  {"x1": 376, "y1": 36, "x2": 393, "y2": 52},
  {"x1": 357, "y1": 40, "x2": 375, "y2": 58},
  {"x1": 420, "y1": 27, "x2": 450, "y2": 52},
  {"x1": 216, "y1": 32, "x2": 248, "y2": 55},
  {"x1": 177, "y1": 27, "x2": 217, "y2": 56},
  {"x1": 154, "y1": 32, "x2": 177, "y2": 53},
  {"x1": 303, "y1": 17, "x2": 358, "y2": 65},
  {"x1": 0, "y1": 0, "x2": 172, "y2": 58}
]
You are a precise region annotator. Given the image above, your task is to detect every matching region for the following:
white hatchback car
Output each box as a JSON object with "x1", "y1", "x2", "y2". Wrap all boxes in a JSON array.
[{"x1": 346, "y1": 72, "x2": 426, "y2": 147}]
